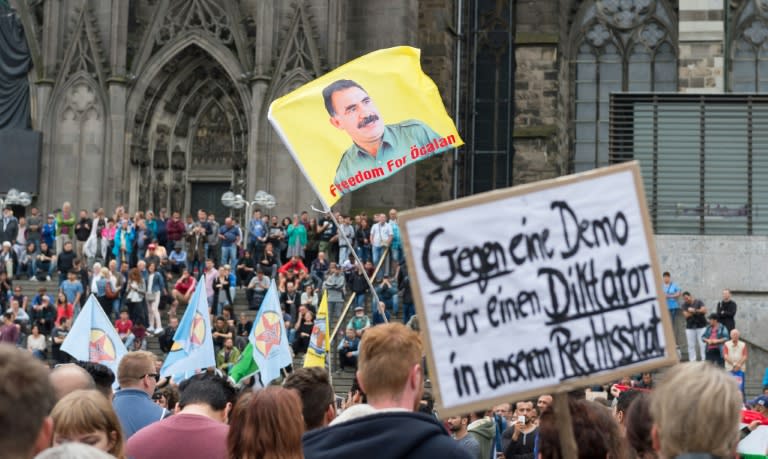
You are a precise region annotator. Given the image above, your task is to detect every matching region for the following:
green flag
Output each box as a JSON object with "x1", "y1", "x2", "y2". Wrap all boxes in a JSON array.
[{"x1": 229, "y1": 342, "x2": 259, "y2": 385}]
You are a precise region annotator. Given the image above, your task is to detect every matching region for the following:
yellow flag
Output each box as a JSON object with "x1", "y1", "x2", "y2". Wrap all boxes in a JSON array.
[
  {"x1": 268, "y1": 46, "x2": 464, "y2": 207},
  {"x1": 303, "y1": 294, "x2": 330, "y2": 368}
]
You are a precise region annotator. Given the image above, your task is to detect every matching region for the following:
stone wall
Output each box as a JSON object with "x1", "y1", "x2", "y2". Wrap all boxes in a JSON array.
[
  {"x1": 678, "y1": 0, "x2": 725, "y2": 92},
  {"x1": 679, "y1": 42, "x2": 724, "y2": 92},
  {"x1": 511, "y1": 0, "x2": 566, "y2": 186},
  {"x1": 415, "y1": 0, "x2": 456, "y2": 206}
]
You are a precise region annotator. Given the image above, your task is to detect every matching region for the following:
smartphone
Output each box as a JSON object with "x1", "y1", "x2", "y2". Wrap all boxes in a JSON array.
[
  {"x1": 518, "y1": 415, "x2": 526, "y2": 424},
  {"x1": 335, "y1": 395, "x2": 344, "y2": 410}
]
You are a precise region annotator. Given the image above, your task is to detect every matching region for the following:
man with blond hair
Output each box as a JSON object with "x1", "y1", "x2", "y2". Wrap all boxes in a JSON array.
[
  {"x1": 303, "y1": 323, "x2": 470, "y2": 459},
  {"x1": 112, "y1": 351, "x2": 168, "y2": 438},
  {"x1": 650, "y1": 362, "x2": 742, "y2": 458}
]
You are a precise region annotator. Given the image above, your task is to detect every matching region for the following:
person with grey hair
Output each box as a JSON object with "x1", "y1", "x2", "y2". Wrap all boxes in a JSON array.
[
  {"x1": 34, "y1": 443, "x2": 116, "y2": 459},
  {"x1": 650, "y1": 362, "x2": 742, "y2": 458}
]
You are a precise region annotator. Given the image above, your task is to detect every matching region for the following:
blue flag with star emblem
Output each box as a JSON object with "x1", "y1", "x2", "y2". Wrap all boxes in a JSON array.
[
  {"x1": 61, "y1": 294, "x2": 128, "y2": 380},
  {"x1": 160, "y1": 276, "x2": 216, "y2": 378},
  {"x1": 250, "y1": 279, "x2": 292, "y2": 385}
]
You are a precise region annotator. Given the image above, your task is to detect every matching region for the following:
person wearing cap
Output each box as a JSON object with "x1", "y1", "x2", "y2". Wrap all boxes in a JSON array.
[
  {"x1": 346, "y1": 305, "x2": 371, "y2": 338},
  {"x1": 750, "y1": 395, "x2": 768, "y2": 416},
  {"x1": 701, "y1": 313, "x2": 729, "y2": 367},
  {"x1": 143, "y1": 243, "x2": 161, "y2": 270}
]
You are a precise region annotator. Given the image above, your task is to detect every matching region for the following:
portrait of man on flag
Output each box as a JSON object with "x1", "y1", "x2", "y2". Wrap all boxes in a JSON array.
[{"x1": 269, "y1": 46, "x2": 463, "y2": 208}]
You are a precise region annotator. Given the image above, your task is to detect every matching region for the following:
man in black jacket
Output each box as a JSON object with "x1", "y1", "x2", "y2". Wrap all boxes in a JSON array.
[
  {"x1": 0, "y1": 206, "x2": 18, "y2": 246},
  {"x1": 303, "y1": 323, "x2": 470, "y2": 459},
  {"x1": 716, "y1": 288, "x2": 737, "y2": 332}
]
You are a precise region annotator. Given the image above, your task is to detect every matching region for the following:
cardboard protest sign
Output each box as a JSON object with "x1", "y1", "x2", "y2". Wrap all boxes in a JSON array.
[
  {"x1": 268, "y1": 46, "x2": 463, "y2": 208},
  {"x1": 399, "y1": 162, "x2": 676, "y2": 416}
]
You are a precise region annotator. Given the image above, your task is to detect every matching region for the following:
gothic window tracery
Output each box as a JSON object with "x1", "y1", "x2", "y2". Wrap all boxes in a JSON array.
[
  {"x1": 732, "y1": 0, "x2": 768, "y2": 92},
  {"x1": 571, "y1": 0, "x2": 677, "y2": 172}
]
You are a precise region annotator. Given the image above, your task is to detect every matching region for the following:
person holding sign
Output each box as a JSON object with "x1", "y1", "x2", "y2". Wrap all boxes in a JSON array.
[
  {"x1": 323, "y1": 79, "x2": 448, "y2": 195},
  {"x1": 682, "y1": 291, "x2": 707, "y2": 362}
]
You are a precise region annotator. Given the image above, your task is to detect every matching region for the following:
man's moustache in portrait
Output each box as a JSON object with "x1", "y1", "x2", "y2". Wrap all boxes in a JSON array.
[{"x1": 357, "y1": 114, "x2": 379, "y2": 129}]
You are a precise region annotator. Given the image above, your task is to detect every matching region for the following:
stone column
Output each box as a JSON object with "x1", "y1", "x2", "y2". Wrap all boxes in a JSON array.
[
  {"x1": 247, "y1": 0, "x2": 274, "y2": 200},
  {"x1": 106, "y1": 0, "x2": 129, "y2": 209}
]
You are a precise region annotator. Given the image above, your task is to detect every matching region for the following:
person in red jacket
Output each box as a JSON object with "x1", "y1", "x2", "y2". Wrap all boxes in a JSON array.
[
  {"x1": 165, "y1": 211, "x2": 187, "y2": 250},
  {"x1": 278, "y1": 255, "x2": 308, "y2": 276},
  {"x1": 54, "y1": 291, "x2": 74, "y2": 326}
]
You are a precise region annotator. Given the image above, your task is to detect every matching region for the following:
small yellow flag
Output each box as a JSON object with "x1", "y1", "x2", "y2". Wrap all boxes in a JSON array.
[{"x1": 303, "y1": 294, "x2": 330, "y2": 368}]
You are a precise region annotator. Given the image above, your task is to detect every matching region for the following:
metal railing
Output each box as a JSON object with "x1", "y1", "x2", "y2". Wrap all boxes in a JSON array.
[{"x1": 327, "y1": 246, "x2": 391, "y2": 376}]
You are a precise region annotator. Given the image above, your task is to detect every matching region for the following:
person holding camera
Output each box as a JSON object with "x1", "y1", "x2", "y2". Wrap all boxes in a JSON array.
[{"x1": 502, "y1": 400, "x2": 538, "y2": 459}]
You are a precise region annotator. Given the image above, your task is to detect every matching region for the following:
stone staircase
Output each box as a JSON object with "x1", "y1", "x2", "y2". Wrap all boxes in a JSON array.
[{"x1": 12, "y1": 270, "x2": 381, "y2": 398}]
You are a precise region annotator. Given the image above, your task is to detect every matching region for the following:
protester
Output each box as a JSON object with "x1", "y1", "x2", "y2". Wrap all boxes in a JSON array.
[
  {"x1": 151, "y1": 384, "x2": 180, "y2": 412},
  {"x1": 283, "y1": 367, "x2": 337, "y2": 431},
  {"x1": 538, "y1": 398, "x2": 627, "y2": 459},
  {"x1": 467, "y1": 410, "x2": 495, "y2": 459},
  {"x1": 172, "y1": 268, "x2": 195, "y2": 306},
  {"x1": 49, "y1": 363, "x2": 96, "y2": 402},
  {"x1": 623, "y1": 393, "x2": 657, "y2": 459},
  {"x1": 681, "y1": 291, "x2": 707, "y2": 362},
  {"x1": 228, "y1": 386, "x2": 305, "y2": 459},
  {"x1": 303, "y1": 322, "x2": 470, "y2": 458},
  {"x1": 127, "y1": 372, "x2": 236, "y2": 459},
  {"x1": 715, "y1": 288, "x2": 737, "y2": 331},
  {"x1": 124, "y1": 267, "x2": 147, "y2": 327},
  {"x1": 702, "y1": 313, "x2": 729, "y2": 367},
  {"x1": 50, "y1": 389, "x2": 126, "y2": 458},
  {"x1": 613, "y1": 389, "x2": 642, "y2": 432},
  {"x1": 112, "y1": 351, "x2": 168, "y2": 438},
  {"x1": 447, "y1": 414, "x2": 481, "y2": 458},
  {"x1": 0, "y1": 344, "x2": 56, "y2": 459},
  {"x1": 724, "y1": 328, "x2": 748, "y2": 372},
  {"x1": 502, "y1": 400, "x2": 538, "y2": 459},
  {"x1": 216, "y1": 337, "x2": 240, "y2": 375},
  {"x1": 27, "y1": 325, "x2": 47, "y2": 360},
  {"x1": 75, "y1": 361, "x2": 116, "y2": 400},
  {"x1": 337, "y1": 327, "x2": 360, "y2": 372},
  {"x1": 650, "y1": 362, "x2": 742, "y2": 458},
  {"x1": 34, "y1": 443, "x2": 115, "y2": 459},
  {"x1": 291, "y1": 309, "x2": 315, "y2": 356}
]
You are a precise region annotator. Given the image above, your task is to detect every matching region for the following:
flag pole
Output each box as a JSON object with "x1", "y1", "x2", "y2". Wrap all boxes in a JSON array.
[{"x1": 313, "y1": 205, "x2": 381, "y2": 308}]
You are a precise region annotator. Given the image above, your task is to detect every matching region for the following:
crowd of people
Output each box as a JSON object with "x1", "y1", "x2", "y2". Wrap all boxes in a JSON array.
[
  {"x1": 2, "y1": 204, "x2": 768, "y2": 458},
  {"x1": 660, "y1": 271, "x2": 761, "y2": 396},
  {"x1": 0, "y1": 202, "x2": 415, "y2": 374},
  {"x1": 2, "y1": 321, "x2": 767, "y2": 459}
]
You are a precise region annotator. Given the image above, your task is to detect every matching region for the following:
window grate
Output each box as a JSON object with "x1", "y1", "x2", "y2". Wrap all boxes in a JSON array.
[{"x1": 610, "y1": 93, "x2": 768, "y2": 235}]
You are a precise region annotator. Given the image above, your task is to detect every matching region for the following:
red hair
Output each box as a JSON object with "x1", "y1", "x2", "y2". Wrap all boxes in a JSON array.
[{"x1": 227, "y1": 386, "x2": 304, "y2": 459}]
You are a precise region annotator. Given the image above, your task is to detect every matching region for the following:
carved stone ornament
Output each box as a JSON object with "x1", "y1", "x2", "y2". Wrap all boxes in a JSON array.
[
  {"x1": 744, "y1": 20, "x2": 768, "y2": 45},
  {"x1": 171, "y1": 146, "x2": 186, "y2": 170},
  {"x1": 156, "y1": 0, "x2": 233, "y2": 47},
  {"x1": 131, "y1": 144, "x2": 150, "y2": 166},
  {"x1": 638, "y1": 22, "x2": 665, "y2": 48},
  {"x1": 596, "y1": 0, "x2": 655, "y2": 30},
  {"x1": 587, "y1": 23, "x2": 612, "y2": 47}
]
